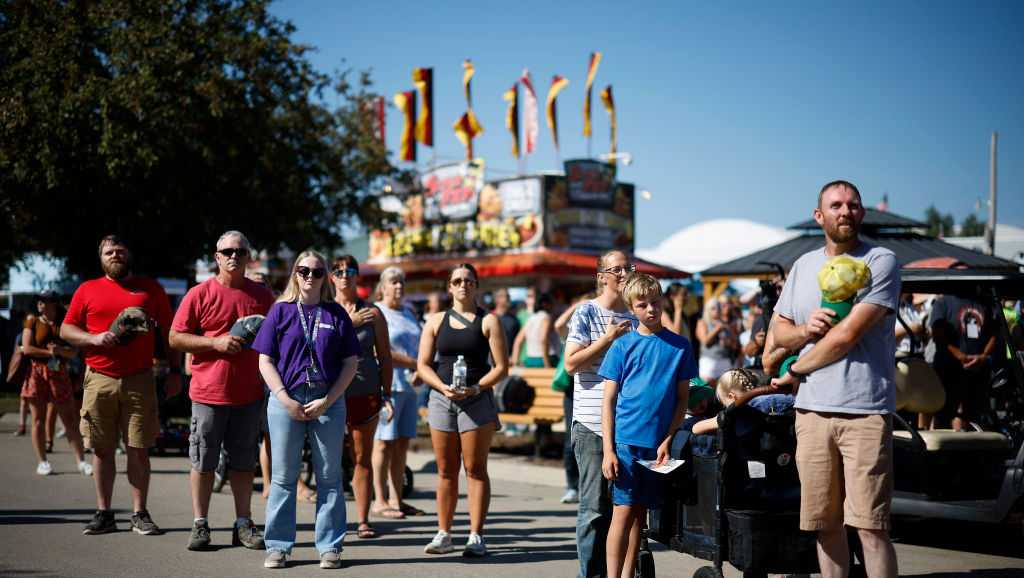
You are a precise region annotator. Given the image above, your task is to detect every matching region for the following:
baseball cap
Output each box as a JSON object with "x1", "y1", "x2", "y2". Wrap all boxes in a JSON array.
[{"x1": 229, "y1": 315, "x2": 266, "y2": 348}]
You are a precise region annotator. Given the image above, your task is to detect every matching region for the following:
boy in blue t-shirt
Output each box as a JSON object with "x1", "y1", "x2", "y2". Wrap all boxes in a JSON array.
[{"x1": 598, "y1": 273, "x2": 698, "y2": 578}]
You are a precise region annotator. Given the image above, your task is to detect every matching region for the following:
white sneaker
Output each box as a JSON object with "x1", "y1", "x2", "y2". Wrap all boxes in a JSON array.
[
  {"x1": 560, "y1": 489, "x2": 579, "y2": 504},
  {"x1": 55, "y1": 426, "x2": 67, "y2": 439},
  {"x1": 78, "y1": 460, "x2": 93, "y2": 476},
  {"x1": 36, "y1": 461, "x2": 53, "y2": 476},
  {"x1": 423, "y1": 530, "x2": 454, "y2": 554},
  {"x1": 463, "y1": 532, "x2": 487, "y2": 557}
]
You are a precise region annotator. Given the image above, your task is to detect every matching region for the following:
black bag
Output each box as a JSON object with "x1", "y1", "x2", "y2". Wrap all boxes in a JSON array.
[{"x1": 493, "y1": 375, "x2": 535, "y2": 414}]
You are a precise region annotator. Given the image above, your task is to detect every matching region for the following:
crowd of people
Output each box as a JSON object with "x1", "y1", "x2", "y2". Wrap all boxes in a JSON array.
[{"x1": 4, "y1": 180, "x2": 1023, "y2": 578}]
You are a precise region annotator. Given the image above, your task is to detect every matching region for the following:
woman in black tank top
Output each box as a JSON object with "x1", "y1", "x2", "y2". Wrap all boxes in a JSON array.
[{"x1": 416, "y1": 263, "x2": 509, "y2": 556}]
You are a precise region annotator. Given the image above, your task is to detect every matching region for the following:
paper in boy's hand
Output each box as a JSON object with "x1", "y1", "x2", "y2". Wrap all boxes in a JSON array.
[{"x1": 638, "y1": 458, "x2": 685, "y2": 474}]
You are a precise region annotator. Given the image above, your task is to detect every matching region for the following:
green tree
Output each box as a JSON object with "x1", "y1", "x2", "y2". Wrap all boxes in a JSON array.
[
  {"x1": 1, "y1": 0, "x2": 395, "y2": 283},
  {"x1": 923, "y1": 205, "x2": 955, "y2": 238},
  {"x1": 959, "y1": 213, "x2": 986, "y2": 237}
]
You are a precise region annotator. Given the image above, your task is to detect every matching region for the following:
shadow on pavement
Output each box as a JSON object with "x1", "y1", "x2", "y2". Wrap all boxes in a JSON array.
[
  {"x1": 0, "y1": 508, "x2": 113, "y2": 525},
  {"x1": 894, "y1": 518, "x2": 1024, "y2": 559},
  {"x1": 905, "y1": 571, "x2": 1024, "y2": 578}
]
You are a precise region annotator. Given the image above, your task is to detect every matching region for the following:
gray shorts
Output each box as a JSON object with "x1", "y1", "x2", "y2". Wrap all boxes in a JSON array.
[
  {"x1": 189, "y1": 400, "x2": 263, "y2": 472},
  {"x1": 427, "y1": 388, "x2": 500, "y2": 433}
]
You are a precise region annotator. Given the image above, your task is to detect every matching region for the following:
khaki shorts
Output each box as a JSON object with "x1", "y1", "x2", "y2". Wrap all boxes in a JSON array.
[
  {"x1": 79, "y1": 367, "x2": 159, "y2": 451},
  {"x1": 794, "y1": 410, "x2": 893, "y2": 531}
]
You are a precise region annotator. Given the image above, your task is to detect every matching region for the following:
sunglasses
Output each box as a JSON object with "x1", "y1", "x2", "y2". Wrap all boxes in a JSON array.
[
  {"x1": 218, "y1": 248, "x2": 250, "y2": 259},
  {"x1": 450, "y1": 277, "x2": 477, "y2": 288},
  {"x1": 295, "y1": 266, "x2": 326, "y2": 279},
  {"x1": 600, "y1": 264, "x2": 636, "y2": 276},
  {"x1": 331, "y1": 267, "x2": 359, "y2": 278}
]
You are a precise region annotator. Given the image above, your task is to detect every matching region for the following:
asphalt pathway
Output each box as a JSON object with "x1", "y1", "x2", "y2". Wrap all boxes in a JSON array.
[{"x1": 1, "y1": 415, "x2": 1022, "y2": 577}]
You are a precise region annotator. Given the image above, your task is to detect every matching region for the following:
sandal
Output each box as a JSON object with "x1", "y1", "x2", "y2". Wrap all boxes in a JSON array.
[
  {"x1": 372, "y1": 506, "x2": 405, "y2": 519},
  {"x1": 399, "y1": 502, "x2": 426, "y2": 517},
  {"x1": 356, "y1": 522, "x2": 377, "y2": 539}
]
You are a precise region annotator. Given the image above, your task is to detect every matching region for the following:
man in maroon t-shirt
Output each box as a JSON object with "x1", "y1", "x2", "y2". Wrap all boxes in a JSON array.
[
  {"x1": 169, "y1": 230, "x2": 274, "y2": 551},
  {"x1": 62, "y1": 235, "x2": 182, "y2": 536}
]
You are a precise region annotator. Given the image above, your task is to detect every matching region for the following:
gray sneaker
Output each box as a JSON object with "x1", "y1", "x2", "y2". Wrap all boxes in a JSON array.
[
  {"x1": 83, "y1": 510, "x2": 117, "y2": 535},
  {"x1": 232, "y1": 519, "x2": 265, "y2": 549},
  {"x1": 424, "y1": 530, "x2": 454, "y2": 554},
  {"x1": 463, "y1": 532, "x2": 487, "y2": 557},
  {"x1": 187, "y1": 519, "x2": 211, "y2": 551},
  {"x1": 130, "y1": 510, "x2": 162, "y2": 536},
  {"x1": 319, "y1": 550, "x2": 341, "y2": 569},
  {"x1": 264, "y1": 550, "x2": 287, "y2": 569}
]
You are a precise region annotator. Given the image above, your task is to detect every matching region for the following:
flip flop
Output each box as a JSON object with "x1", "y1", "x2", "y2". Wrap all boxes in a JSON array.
[
  {"x1": 357, "y1": 522, "x2": 377, "y2": 539},
  {"x1": 372, "y1": 507, "x2": 405, "y2": 519},
  {"x1": 399, "y1": 502, "x2": 426, "y2": 516}
]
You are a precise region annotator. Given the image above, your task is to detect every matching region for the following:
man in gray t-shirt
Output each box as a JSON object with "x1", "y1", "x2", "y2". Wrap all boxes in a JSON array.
[{"x1": 768, "y1": 180, "x2": 900, "y2": 578}]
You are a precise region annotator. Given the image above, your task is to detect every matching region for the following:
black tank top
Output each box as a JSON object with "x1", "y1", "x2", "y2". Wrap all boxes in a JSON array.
[{"x1": 435, "y1": 308, "x2": 490, "y2": 387}]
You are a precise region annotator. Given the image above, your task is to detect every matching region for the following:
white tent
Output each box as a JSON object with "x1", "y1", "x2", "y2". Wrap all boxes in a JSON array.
[
  {"x1": 637, "y1": 218, "x2": 799, "y2": 274},
  {"x1": 942, "y1": 223, "x2": 1024, "y2": 266}
]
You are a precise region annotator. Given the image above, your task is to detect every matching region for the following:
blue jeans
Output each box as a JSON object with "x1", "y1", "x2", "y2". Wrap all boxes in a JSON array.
[
  {"x1": 265, "y1": 383, "x2": 346, "y2": 555},
  {"x1": 572, "y1": 421, "x2": 612, "y2": 578}
]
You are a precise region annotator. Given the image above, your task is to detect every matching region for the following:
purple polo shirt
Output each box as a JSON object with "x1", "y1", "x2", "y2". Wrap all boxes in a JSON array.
[{"x1": 253, "y1": 300, "x2": 360, "y2": 392}]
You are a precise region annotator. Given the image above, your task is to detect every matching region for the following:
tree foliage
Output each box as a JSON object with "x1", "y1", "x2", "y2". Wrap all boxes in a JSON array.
[
  {"x1": 959, "y1": 213, "x2": 986, "y2": 237},
  {"x1": 1, "y1": 0, "x2": 394, "y2": 283},
  {"x1": 924, "y1": 205, "x2": 955, "y2": 238}
]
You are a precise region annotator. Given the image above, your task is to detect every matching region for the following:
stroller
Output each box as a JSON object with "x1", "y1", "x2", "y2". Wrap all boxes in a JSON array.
[{"x1": 643, "y1": 404, "x2": 823, "y2": 578}]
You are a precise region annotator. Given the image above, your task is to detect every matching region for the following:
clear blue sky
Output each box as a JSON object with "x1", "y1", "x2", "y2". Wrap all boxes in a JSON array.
[{"x1": 271, "y1": 0, "x2": 1024, "y2": 251}]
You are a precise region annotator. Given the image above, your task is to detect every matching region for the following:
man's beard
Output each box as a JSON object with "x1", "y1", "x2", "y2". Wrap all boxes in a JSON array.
[
  {"x1": 826, "y1": 220, "x2": 859, "y2": 244},
  {"x1": 103, "y1": 260, "x2": 130, "y2": 280}
]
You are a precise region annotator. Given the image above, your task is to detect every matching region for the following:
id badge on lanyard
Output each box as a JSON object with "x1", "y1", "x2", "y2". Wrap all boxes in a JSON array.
[{"x1": 297, "y1": 302, "x2": 326, "y2": 388}]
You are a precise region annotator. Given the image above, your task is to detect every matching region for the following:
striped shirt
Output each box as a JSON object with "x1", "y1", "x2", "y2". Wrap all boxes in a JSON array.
[{"x1": 566, "y1": 300, "x2": 638, "y2": 436}]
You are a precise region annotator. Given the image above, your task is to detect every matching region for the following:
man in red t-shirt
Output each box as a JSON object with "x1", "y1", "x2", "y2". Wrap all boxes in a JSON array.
[
  {"x1": 169, "y1": 230, "x2": 274, "y2": 552},
  {"x1": 62, "y1": 235, "x2": 181, "y2": 536}
]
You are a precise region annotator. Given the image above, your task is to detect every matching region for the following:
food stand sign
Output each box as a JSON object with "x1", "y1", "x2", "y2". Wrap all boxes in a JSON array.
[{"x1": 546, "y1": 163, "x2": 634, "y2": 253}]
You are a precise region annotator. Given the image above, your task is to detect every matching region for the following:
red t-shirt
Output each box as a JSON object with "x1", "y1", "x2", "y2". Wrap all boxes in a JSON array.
[
  {"x1": 172, "y1": 277, "x2": 275, "y2": 405},
  {"x1": 65, "y1": 276, "x2": 173, "y2": 378}
]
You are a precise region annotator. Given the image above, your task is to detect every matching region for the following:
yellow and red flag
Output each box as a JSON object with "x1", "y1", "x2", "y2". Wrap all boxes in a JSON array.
[
  {"x1": 393, "y1": 90, "x2": 417, "y2": 162},
  {"x1": 503, "y1": 83, "x2": 520, "y2": 158},
  {"x1": 600, "y1": 85, "x2": 617, "y2": 165},
  {"x1": 463, "y1": 59, "x2": 475, "y2": 105},
  {"x1": 520, "y1": 69, "x2": 539, "y2": 155},
  {"x1": 412, "y1": 67, "x2": 433, "y2": 147},
  {"x1": 583, "y1": 52, "x2": 602, "y2": 138},
  {"x1": 545, "y1": 75, "x2": 569, "y2": 151},
  {"x1": 454, "y1": 59, "x2": 483, "y2": 160}
]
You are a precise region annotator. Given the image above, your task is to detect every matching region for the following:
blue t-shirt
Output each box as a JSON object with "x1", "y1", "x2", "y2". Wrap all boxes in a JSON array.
[{"x1": 598, "y1": 329, "x2": 699, "y2": 449}]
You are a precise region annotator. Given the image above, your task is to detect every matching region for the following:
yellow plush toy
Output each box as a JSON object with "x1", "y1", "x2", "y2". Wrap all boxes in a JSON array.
[{"x1": 817, "y1": 255, "x2": 871, "y2": 321}]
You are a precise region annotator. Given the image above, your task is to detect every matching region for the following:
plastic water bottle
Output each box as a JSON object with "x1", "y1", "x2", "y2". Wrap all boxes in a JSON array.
[{"x1": 452, "y1": 355, "x2": 467, "y2": 392}]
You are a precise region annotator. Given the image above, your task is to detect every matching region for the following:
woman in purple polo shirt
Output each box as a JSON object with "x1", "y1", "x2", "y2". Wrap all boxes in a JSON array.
[{"x1": 253, "y1": 250, "x2": 360, "y2": 570}]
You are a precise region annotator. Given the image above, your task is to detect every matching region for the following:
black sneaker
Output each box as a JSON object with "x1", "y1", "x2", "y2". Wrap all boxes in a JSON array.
[
  {"x1": 232, "y1": 519, "x2": 265, "y2": 550},
  {"x1": 130, "y1": 510, "x2": 163, "y2": 536},
  {"x1": 187, "y1": 519, "x2": 212, "y2": 551},
  {"x1": 83, "y1": 510, "x2": 117, "y2": 535}
]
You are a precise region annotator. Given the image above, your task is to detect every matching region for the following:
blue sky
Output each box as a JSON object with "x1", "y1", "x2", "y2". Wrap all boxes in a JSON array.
[{"x1": 271, "y1": 0, "x2": 1024, "y2": 251}]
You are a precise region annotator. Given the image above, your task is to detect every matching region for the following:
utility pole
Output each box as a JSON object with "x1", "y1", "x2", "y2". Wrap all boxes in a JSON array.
[{"x1": 986, "y1": 132, "x2": 998, "y2": 255}]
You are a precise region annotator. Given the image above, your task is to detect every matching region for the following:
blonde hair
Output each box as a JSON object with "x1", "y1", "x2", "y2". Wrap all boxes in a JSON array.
[
  {"x1": 621, "y1": 272, "x2": 662, "y2": 307},
  {"x1": 702, "y1": 297, "x2": 723, "y2": 325},
  {"x1": 278, "y1": 250, "x2": 334, "y2": 304},
  {"x1": 596, "y1": 249, "x2": 628, "y2": 292},
  {"x1": 375, "y1": 266, "x2": 405, "y2": 301},
  {"x1": 715, "y1": 368, "x2": 758, "y2": 405}
]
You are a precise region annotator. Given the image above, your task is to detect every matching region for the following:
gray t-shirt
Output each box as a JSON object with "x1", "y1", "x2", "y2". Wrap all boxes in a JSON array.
[{"x1": 775, "y1": 241, "x2": 899, "y2": 414}]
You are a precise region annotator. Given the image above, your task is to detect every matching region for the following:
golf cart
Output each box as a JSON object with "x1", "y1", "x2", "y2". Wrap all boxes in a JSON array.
[{"x1": 891, "y1": 269, "x2": 1024, "y2": 528}]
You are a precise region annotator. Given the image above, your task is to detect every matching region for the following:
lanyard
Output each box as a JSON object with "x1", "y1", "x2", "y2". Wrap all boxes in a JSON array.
[{"x1": 296, "y1": 302, "x2": 323, "y2": 376}]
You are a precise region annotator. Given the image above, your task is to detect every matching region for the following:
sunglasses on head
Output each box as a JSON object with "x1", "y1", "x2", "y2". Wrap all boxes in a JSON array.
[
  {"x1": 450, "y1": 277, "x2": 477, "y2": 288},
  {"x1": 218, "y1": 248, "x2": 249, "y2": 259},
  {"x1": 295, "y1": 266, "x2": 326, "y2": 279},
  {"x1": 331, "y1": 267, "x2": 359, "y2": 278}
]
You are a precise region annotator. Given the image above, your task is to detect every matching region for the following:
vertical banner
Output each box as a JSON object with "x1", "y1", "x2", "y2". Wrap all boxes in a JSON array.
[
  {"x1": 520, "y1": 69, "x2": 539, "y2": 155},
  {"x1": 546, "y1": 75, "x2": 569, "y2": 152},
  {"x1": 600, "y1": 85, "x2": 616, "y2": 165},
  {"x1": 393, "y1": 91, "x2": 417, "y2": 162},
  {"x1": 583, "y1": 52, "x2": 602, "y2": 138},
  {"x1": 412, "y1": 67, "x2": 433, "y2": 147},
  {"x1": 455, "y1": 59, "x2": 483, "y2": 160},
  {"x1": 503, "y1": 83, "x2": 520, "y2": 159}
]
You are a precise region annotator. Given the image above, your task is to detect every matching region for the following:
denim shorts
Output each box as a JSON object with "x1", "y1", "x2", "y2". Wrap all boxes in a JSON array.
[
  {"x1": 375, "y1": 388, "x2": 419, "y2": 441},
  {"x1": 612, "y1": 443, "x2": 664, "y2": 507}
]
